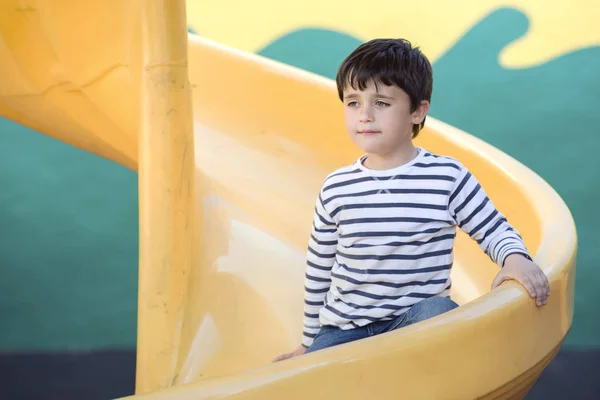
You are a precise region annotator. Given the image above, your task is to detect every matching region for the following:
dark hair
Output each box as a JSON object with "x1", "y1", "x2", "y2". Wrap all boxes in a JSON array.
[{"x1": 335, "y1": 38, "x2": 433, "y2": 137}]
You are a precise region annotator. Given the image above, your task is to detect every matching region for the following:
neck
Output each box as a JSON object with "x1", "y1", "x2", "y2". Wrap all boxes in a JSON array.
[{"x1": 363, "y1": 144, "x2": 419, "y2": 170}]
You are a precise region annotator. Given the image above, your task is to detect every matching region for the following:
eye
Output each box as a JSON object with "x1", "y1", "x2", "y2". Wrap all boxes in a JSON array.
[
  {"x1": 346, "y1": 101, "x2": 359, "y2": 107},
  {"x1": 375, "y1": 100, "x2": 390, "y2": 107}
]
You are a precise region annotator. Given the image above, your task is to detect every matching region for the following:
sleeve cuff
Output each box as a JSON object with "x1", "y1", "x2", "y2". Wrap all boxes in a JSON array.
[{"x1": 301, "y1": 338, "x2": 313, "y2": 349}]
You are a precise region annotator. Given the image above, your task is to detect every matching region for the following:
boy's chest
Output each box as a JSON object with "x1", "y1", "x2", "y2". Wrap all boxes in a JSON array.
[{"x1": 326, "y1": 177, "x2": 454, "y2": 240}]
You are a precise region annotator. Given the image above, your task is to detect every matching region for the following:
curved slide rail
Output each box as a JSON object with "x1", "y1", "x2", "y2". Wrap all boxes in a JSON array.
[{"x1": 0, "y1": 1, "x2": 576, "y2": 399}]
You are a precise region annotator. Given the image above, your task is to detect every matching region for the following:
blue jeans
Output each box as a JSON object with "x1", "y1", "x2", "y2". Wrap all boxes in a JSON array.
[{"x1": 306, "y1": 296, "x2": 458, "y2": 353}]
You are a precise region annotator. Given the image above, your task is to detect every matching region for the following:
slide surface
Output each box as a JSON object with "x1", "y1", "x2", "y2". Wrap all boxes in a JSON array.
[{"x1": 0, "y1": 1, "x2": 576, "y2": 399}]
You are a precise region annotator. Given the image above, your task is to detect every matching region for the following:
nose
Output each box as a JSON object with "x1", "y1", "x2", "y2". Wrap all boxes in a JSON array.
[{"x1": 359, "y1": 104, "x2": 374, "y2": 122}]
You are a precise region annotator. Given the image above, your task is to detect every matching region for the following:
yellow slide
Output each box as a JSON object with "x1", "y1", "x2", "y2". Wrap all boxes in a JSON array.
[{"x1": 0, "y1": 1, "x2": 576, "y2": 399}]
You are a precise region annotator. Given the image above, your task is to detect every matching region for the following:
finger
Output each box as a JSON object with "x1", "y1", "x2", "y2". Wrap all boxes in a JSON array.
[
  {"x1": 521, "y1": 276, "x2": 537, "y2": 298},
  {"x1": 532, "y1": 273, "x2": 549, "y2": 306},
  {"x1": 272, "y1": 353, "x2": 291, "y2": 363},
  {"x1": 533, "y1": 278, "x2": 545, "y2": 306},
  {"x1": 535, "y1": 272, "x2": 548, "y2": 298},
  {"x1": 491, "y1": 273, "x2": 511, "y2": 290},
  {"x1": 537, "y1": 271, "x2": 550, "y2": 304},
  {"x1": 541, "y1": 271, "x2": 550, "y2": 297}
]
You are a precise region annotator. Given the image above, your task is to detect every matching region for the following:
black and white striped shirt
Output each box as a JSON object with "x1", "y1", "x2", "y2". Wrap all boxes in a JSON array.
[{"x1": 301, "y1": 147, "x2": 531, "y2": 348}]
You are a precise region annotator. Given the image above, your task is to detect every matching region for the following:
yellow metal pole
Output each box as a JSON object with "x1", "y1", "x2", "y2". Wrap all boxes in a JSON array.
[{"x1": 137, "y1": 0, "x2": 194, "y2": 393}]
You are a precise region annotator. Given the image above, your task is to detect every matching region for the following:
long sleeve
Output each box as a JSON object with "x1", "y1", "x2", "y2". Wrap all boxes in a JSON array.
[
  {"x1": 301, "y1": 192, "x2": 338, "y2": 348},
  {"x1": 448, "y1": 164, "x2": 532, "y2": 267}
]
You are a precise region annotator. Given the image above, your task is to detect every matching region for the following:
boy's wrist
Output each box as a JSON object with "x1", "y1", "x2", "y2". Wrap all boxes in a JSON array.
[{"x1": 503, "y1": 252, "x2": 532, "y2": 267}]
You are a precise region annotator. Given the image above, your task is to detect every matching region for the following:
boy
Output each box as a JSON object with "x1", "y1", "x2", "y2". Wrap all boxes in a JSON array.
[{"x1": 273, "y1": 38, "x2": 550, "y2": 362}]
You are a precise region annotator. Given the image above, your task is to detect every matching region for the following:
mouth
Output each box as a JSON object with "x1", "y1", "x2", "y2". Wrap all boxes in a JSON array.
[{"x1": 358, "y1": 130, "x2": 381, "y2": 136}]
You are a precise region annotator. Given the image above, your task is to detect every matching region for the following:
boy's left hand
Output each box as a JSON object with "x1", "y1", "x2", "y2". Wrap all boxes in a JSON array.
[{"x1": 491, "y1": 254, "x2": 550, "y2": 307}]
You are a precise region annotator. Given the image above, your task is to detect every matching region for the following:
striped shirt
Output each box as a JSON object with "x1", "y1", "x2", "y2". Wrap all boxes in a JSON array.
[{"x1": 301, "y1": 147, "x2": 531, "y2": 348}]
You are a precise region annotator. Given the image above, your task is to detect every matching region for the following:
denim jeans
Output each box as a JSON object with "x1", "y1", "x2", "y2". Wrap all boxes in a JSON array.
[{"x1": 306, "y1": 296, "x2": 458, "y2": 353}]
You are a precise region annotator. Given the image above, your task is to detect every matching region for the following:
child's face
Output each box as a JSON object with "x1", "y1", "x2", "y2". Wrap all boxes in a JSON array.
[{"x1": 342, "y1": 79, "x2": 428, "y2": 157}]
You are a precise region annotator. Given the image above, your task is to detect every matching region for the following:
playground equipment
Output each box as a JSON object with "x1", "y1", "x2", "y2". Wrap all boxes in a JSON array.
[{"x1": 0, "y1": 1, "x2": 576, "y2": 398}]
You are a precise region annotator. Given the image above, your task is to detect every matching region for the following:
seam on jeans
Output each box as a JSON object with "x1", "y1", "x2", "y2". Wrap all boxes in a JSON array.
[
  {"x1": 313, "y1": 325, "x2": 331, "y2": 341},
  {"x1": 388, "y1": 312, "x2": 408, "y2": 331}
]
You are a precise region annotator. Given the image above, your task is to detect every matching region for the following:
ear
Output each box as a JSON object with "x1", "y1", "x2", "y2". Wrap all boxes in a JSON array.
[{"x1": 411, "y1": 100, "x2": 430, "y2": 125}]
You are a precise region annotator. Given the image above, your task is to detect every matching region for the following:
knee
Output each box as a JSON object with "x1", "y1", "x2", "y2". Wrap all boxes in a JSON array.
[
  {"x1": 428, "y1": 296, "x2": 459, "y2": 313},
  {"x1": 410, "y1": 296, "x2": 458, "y2": 323}
]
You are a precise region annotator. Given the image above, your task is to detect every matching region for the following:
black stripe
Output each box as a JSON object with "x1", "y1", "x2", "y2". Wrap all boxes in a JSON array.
[
  {"x1": 477, "y1": 218, "x2": 506, "y2": 244},
  {"x1": 449, "y1": 171, "x2": 470, "y2": 205},
  {"x1": 424, "y1": 153, "x2": 455, "y2": 161},
  {"x1": 499, "y1": 246, "x2": 524, "y2": 264},
  {"x1": 458, "y1": 197, "x2": 490, "y2": 228},
  {"x1": 345, "y1": 233, "x2": 455, "y2": 248},
  {"x1": 313, "y1": 224, "x2": 337, "y2": 234},
  {"x1": 305, "y1": 299, "x2": 324, "y2": 306},
  {"x1": 304, "y1": 323, "x2": 320, "y2": 329},
  {"x1": 454, "y1": 183, "x2": 482, "y2": 216},
  {"x1": 339, "y1": 262, "x2": 452, "y2": 275},
  {"x1": 508, "y1": 227, "x2": 524, "y2": 240},
  {"x1": 499, "y1": 243, "x2": 525, "y2": 260},
  {"x1": 306, "y1": 273, "x2": 332, "y2": 283},
  {"x1": 338, "y1": 287, "x2": 443, "y2": 301},
  {"x1": 338, "y1": 299, "x2": 411, "y2": 311},
  {"x1": 469, "y1": 209, "x2": 499, "y2": 237},
  {"x1": 339, "y1": 216, "x2": 453, "y2": 226},
  {"x1": 305, "y1": 286, "x2": 330, "y2": 294},
  {"x1": 332, "y1": 272, "x2": 447, "y2": 290},
  {"x1": 406, "y1": 292, "x2": 437, "y2": 299},
  {"x1": 315, "y1": 211, "x2": 335, "y2": 226},
  {"x1": 310, "y1": 234, "x2": 337, "y2": 246},
  {"x1": 303, "y1": 332, "x2": 317, "y2": 338},
  {"x1": 329, "y1": 168, "x2": 362, "y2": 179},
  {"x1": 332, "y1": 202, "x2": 447, "y2": 217},
  {"x1": 413, "y1": 162, "x2": 460, "y2": 170},
  {"x1": 304, "y1": 312, "x2": 319, "y2": 318},
  {"x1": 490, "y1": 235, "x2": 512, "y2": 257},
  {"x1": 340, "y1": 227, "x2": 442, "y2": 239},
  {"x1": 337, "y1": 248, "x2": 452, "y2": 261},
  {"x1": 324, "y1": 176, "x2": 380, "y2": 192},
  {"x1": 323, "y1": 304, "x2": 381, "y2": 322},
  {"x1": 323, "y1": 188, "x2": 450, "y2": 205},
  {"x1": 495, "y1": 240, "x2": 515, "y2": 261},
  {"x1": 503, "y1": 251, "x2": 532, "y2": 262},
  {"x1": 306, "y1": 261, "x2": 332, "y2": 272},
  {"x1": 323, "y1": 174, "x2": 456, "y2": 192},
  {"x1": 308, "y1": 246, "x2": 335, "y2": 259},
  {"x1": 318, "y1": 192, "x2": 326, "y2": 206},
  {"x1": 315, "y1": 210, "x2": 333, "y2": 226}
]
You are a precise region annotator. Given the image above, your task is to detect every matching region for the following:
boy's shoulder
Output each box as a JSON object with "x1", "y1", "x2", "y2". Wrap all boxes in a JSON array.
[
  {"x1": 326, "y1": 160, "x2": 362, "y2": 178},
  {"x1": 417, "y1": 149, "x2": 471, "y2": 188},
  {"x1": 321, "y1": 157, "x2": 364, "y2": 187},
  {"x1": 417, "y1": 148, "x2": 466, "y2": 171}
]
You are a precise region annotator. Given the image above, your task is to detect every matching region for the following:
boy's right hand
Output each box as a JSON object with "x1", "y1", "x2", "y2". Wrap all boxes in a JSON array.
[{"x1": 272, "y1": 345, "x2": 307, "y2": 362}]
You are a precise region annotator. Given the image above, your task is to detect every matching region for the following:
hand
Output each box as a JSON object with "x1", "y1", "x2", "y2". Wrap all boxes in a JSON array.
[
  {"x1": 491, "y1": 254, "x2": 550, "y2": 307},
  {"x1": 272, "y1": 345, "x2": 307, "y2": 362}
]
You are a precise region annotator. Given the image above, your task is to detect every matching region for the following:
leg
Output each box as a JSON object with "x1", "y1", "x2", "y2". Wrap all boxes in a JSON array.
[
  {"x1": 306, "y1": 324, "x2": 370, "y2": 353},
  {"x1": 384, "y1": 296, "x2": 459, "y2": 333},
  {"x1": 404, "y1": 296, "x2": 458, "y2": 326}
]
